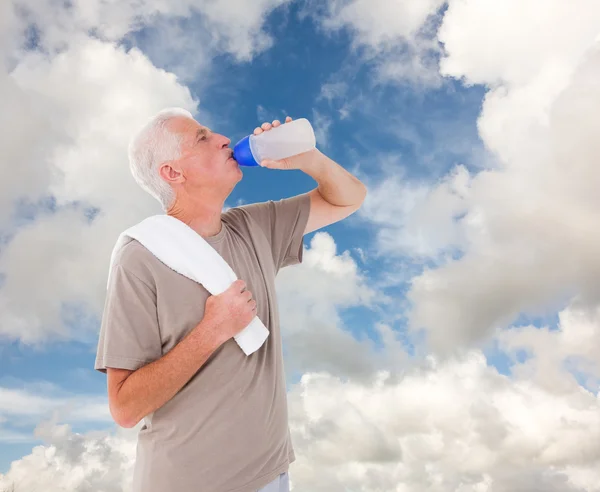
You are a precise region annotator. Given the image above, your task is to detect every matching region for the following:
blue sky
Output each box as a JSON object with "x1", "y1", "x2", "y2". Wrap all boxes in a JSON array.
[
  {"x1": 0, "y1": 3, "x2": 487, "y2": 473},
  {"x1": 3, "y1": 1, "x2": 600, "y2": 490}
]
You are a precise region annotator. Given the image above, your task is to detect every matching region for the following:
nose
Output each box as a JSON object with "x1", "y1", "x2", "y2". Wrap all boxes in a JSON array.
[{"x1": 218, "y1": 134, "x2": 231, "y2": 148}]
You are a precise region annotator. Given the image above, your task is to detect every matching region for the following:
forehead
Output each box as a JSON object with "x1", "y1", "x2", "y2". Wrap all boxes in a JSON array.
[{"x1": 168, "y1": 116, "x2": 210, "y2": 136}]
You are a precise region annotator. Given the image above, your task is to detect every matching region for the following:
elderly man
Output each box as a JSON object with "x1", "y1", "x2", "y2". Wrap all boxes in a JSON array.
[{"x1": 94, "y1": 108, "x2": 367, "y2": 492}]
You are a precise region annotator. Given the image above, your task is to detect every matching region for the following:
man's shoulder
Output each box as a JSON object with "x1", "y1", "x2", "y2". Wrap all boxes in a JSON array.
[
  {"x1": 222, "y1": 201, "x2": 271, "y2": 227},
  {"x1": 112, "y1": 239, "x2": 160, "y2": 285},
  {"x1": 224, "y1": 200, "x2": 271, "y2": 214},
  {"x1": 223, "y1": 194, "x2": 310, "y2": 235}
]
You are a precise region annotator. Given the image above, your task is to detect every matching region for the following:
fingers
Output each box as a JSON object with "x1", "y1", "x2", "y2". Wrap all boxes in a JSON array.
[
  {"x1": 254, "y1": 117, "x2": 292, "y2": 135},
  {"x1": 247, "y1": 293, "x2": 257, "y2": 313}
]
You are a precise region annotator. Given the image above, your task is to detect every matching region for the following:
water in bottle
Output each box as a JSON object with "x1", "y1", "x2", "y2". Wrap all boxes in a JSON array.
[{"x1": 233, "y1": 118, "x2": 316, "y2": 167}]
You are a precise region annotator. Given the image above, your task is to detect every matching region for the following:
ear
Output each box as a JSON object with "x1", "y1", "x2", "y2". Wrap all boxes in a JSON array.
[{"x1": 159, "y1": 161, "x2": 184, "y2": 184}]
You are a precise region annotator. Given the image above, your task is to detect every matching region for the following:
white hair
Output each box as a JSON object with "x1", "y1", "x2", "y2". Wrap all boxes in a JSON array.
[{"x1": 128, "y1": 107, "x2": 195, "y2": 210}]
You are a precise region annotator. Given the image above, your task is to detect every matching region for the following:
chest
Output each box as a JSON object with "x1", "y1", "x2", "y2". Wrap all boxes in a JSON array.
[{"x1": 153, "y1": 228, "x2": 278, "y2": 353}]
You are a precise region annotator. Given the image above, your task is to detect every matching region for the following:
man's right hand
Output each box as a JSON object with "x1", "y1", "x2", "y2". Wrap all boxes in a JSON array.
[
  {"x1": 107, "y1": 280, "x2": 255, "y2": 428},
  {"x1": 202, "y1": 279, "x2": 257, "y2": 346}
]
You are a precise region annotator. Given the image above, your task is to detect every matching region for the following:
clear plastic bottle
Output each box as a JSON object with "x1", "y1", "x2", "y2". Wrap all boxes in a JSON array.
[{"x1": 233, "y1": 118, "x2": 316, "y2": 167}]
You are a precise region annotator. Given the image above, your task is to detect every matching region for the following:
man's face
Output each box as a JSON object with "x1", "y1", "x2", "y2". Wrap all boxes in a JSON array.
[{"x1": 163, "y1": 116, "x2": 242, "y2": 195}]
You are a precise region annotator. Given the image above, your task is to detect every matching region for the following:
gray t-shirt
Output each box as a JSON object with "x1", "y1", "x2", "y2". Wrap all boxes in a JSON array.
[{"x1": 95, "y1": 193, "x2": 311, "y2": 492}]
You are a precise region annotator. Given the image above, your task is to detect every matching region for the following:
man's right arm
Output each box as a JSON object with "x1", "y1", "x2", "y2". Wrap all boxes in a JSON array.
[
  {"x1": 105, "y1": 278, "x2": 256, "y2": 429},
  {"x1": 107, "y1": 317, "x2": 222, "y2": 428}
]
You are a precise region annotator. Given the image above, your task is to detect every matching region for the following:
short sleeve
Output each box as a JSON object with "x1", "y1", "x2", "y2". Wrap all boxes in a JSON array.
[
  {"x1": 94, "y1": 263, "x2": 162, "y2": 374},
  {"x1": 240, "y1": 193, "x2": 311, "y2": 272}
]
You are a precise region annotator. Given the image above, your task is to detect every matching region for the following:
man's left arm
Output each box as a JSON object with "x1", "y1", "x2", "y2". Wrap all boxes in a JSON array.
[
  {"x1": 257, "y1": 117, "x2": 367, "y2": 235},
  {"x1": 291, "y1": 149, "x2": 367, "y2": 235}
]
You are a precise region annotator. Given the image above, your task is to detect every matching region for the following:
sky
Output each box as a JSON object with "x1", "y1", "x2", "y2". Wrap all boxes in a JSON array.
[{"x1": 1, "y1": 0, "x2": 600, "y2": 491}]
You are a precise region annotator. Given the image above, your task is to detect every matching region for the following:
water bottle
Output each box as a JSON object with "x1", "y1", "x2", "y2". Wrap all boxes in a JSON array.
[{"x1": 233, "y1": 118, "x2": 316, "y2": 167}]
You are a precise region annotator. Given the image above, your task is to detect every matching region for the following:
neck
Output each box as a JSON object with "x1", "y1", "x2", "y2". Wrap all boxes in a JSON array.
[{"x1": 167, "y1": 191, "x2": 225, "y2": 238}]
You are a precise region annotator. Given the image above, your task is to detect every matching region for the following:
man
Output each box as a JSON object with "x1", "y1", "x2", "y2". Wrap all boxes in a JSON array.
[{"x1": 94, "y1": 107, "x2": 367, "y2": 492}]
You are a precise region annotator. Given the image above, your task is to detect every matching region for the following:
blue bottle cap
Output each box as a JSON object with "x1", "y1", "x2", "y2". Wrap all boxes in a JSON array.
[{"x1": 232, "y1": 135, "x2": 259, "y2": 167}]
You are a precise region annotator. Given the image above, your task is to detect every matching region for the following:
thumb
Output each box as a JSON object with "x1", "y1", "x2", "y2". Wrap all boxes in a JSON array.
[{"x1": 231, "y1": 279, "x2": 246, "y2": 291}]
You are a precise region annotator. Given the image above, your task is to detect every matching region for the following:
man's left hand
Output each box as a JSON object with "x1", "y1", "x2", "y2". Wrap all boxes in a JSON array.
[{"x1": 253, "y1": 116, "x2": 318, "y2": 170}]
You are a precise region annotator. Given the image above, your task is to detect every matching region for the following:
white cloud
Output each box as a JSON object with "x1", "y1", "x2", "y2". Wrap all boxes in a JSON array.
[
  {"x1": 318, "y1": 82, "x2": 348, "y2": 104},
  {"x1": 256, "y1": 104, "x2": 271, "y2": 122},
  {"x1": 497, "y1": 302, "x2": 600, "y2": 394},
  {"x1": 0, "y1": 2, "x2": 17, "y2": 61},
  {"x1": 311, "y1": 109, "x2": 333, "y2": 148},
  {"x1": 193, "y1": 0, "x2": 291, "y2": 62},
  {"x1": 0, "y1": 420, "x2": 137, "y2": 492},
  {"x1": 0, "y1": 382, "x2": 128, "y2": 487},
  {"x1": 0, "y1": 386, "x2": 110, "y2": 426},
  {"x1": 0, "y1": 71, "x2": 56, "y2": 224},
  {"x1": 319, "y1": 0, "x2": 600, "y2": 352},
  {"x1": 10, "y1": 0, "x2": 288, "y2": 63},
  {"x1": 311, "y1": 0, "x2": 445, "y2": 86},
  {"x1": 359, "y1": 163, "x2": 470, "y2": 259},
  {"x1": 318, "y1": 0, "x2": 444, "y2": 52},
  {"x1": 0, "y1": 0, "x2": 298, "y2": 346},
  {"x1": 0, "y1": 39, "x2": 196, "y2": 344},
  {"x1": 10, "y1": 39, "x2": 196, "y2": 210},
  {"x1": 0, "y1": 382, "x2": 112, "y2": 457},
  {"x1": 439, "y1": 0, "x2": 600, "y2": 89},
  {"x1": 3, "y1": 1, "x2": 600, "y2": 490},
  {"x1": 255, "y1": 104, "x2": 288, "y2": 124},
  {"x1": 276, "y1": 233, "x2": 407, "y2": 383},
  {"x1": 287, "y1": 352, "x2": 600, "y2": 491},
  {"x1": 5, "y1": 349, "x2": 600, "y2": 491}
]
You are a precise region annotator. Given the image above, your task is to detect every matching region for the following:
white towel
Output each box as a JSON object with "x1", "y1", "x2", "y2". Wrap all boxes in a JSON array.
[{"x1": 107, "y1": 215, "x2": 269, "y2": 356}]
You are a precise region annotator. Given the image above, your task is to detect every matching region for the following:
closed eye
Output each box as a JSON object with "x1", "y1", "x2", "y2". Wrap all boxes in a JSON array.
[{"x1": 196, "y1": 127, "x2": 212, "y2": 143}]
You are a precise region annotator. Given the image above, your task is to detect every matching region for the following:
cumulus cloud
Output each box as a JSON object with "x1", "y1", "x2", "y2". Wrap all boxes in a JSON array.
[
  {"x1": 342, "y1": 0, "x2": 600, "y2": 353},
  {"x1": 276, "y1": 232, "x2": 406, "y2": 383},
  {"x1": 498, "y1": 302, "x2": 600, "y2": 394},
  {"x1": 311, "y1": 109, "x2": 333, "y2": 148},
  {"x1": 318, "y1": 82, "x2": 348, "y2": 104},
  {"x1": 9, "y1": 0, "x2": 289, "y2": 63},
  {"x1": 309, "y1": 0, "x2": 446, "y2": 86},
  {"x1": 0, "y1": 420, "x2": 138, "y2": 492},
  {"x1": 0, "y1": 386, "x2": 109, "y2": 424},
  {"x1": 0, "y1": 0, "x2": 293, "y2": 345},
  {"x1": 438, "y1": 0, "x2": 600, "y2": 89},
  {"x1": 0, "y1": 38, "x2": 195, "y2": 344},
  {"x1": 287, "y1": 352, "x2": 600, "y2": 492},
  {"x1": 0, "y1": 383, "x2": 112, "y2": 447},
  {"x1": 359, "y1": 163, "x2": 470, "y2": 259},
  {"x1": 403, "y1": 2, "x2": 600, "y2": 352},
  {"x1": 4, "y1": 350, "x2": 600, "y2": 491},
  {"x1": 3, "y1": 0, "x2": 600, "y2": 491},
  {"x1": 189, "y1": 0, "x2": 291, "y2": 62}
]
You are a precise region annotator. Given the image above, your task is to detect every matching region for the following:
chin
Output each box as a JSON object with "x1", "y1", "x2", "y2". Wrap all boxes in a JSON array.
[{"x1": 229, "y1": 169, "x2": 242, "y2": 186}]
